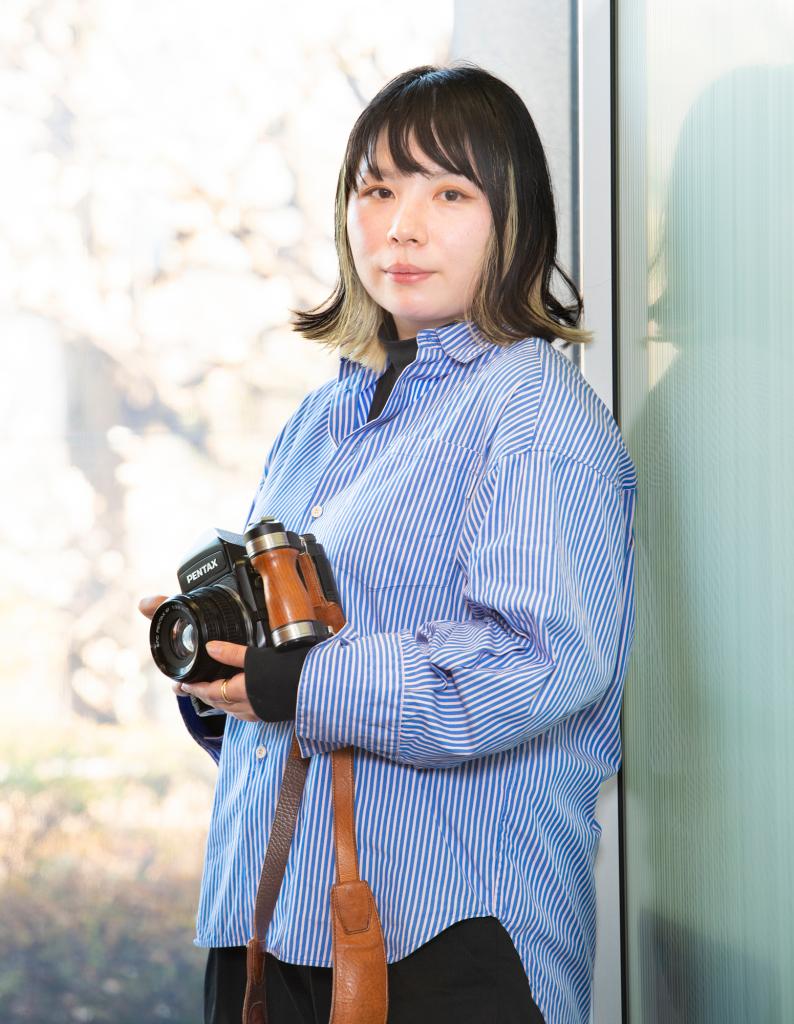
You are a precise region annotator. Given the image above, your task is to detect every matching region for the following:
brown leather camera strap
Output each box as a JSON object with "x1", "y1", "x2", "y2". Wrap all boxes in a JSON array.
[
  {"x1": 242, "y1": 732, "x2": 309, "y2": 1024},
  {"x1": 327, "y1": 745, "x2": 389, "y2": 1024},
  {"x1": 242, "y1": 740, "x2": 388, "y2": 1024},
  {"x1": 242, "y1": 549, "x2": 387, "y2": 1024},
  {"x1": 328, "y1": 746, "x2": 388, "y2": 1024}
]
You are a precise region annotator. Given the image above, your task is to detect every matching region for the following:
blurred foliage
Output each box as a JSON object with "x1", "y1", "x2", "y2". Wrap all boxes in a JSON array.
[
  {"x1": 0, "y1": 724, "x2": 214, "y2": 1022},
  {"x1": 0, "y1": 868, "x2": 205, "y2": 1022}
]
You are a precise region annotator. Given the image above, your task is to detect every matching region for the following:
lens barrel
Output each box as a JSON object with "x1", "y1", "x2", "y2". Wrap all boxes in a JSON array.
[{"x1": 150, "y1": 585, "x2": 253, "y2": 683}]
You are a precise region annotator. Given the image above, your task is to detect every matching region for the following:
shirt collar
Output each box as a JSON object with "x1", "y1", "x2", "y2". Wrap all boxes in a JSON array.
[
  {"x1": 424, "y1": 320, "x2": 492, "y2": 365},
  {"x1": 337, "y1": 320, "x2": 491, "y2": 385}
]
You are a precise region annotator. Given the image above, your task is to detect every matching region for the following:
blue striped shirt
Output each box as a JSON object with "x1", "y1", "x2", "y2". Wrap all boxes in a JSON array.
[{"x1": 180, "y1": 320, "x2": 637, "y2": 1024}]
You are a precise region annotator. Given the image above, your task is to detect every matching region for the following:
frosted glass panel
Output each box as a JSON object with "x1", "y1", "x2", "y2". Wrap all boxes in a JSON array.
[{"x1": 617, "y1": 2, "x2": 794, "y2": 1021}]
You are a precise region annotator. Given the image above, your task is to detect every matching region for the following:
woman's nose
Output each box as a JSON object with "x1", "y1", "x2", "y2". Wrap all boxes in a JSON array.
[{"x1": 388, "y1": 201, "x2": 426, "y2": 245}]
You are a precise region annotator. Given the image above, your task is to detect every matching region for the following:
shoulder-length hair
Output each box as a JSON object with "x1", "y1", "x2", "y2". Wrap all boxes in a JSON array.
[{"x1": 291, "y1": 62, "x2": 592, "y2": 372}]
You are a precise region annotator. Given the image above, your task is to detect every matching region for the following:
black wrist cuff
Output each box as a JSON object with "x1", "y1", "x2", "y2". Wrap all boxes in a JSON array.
[{"x1": 244, "y1": 645, "x2": 309, "y2": 722}]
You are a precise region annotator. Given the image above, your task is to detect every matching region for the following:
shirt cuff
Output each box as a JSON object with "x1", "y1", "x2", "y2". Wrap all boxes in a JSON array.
[{"x1": 293, "y1": 623, "x2": 407, "y2": 760}]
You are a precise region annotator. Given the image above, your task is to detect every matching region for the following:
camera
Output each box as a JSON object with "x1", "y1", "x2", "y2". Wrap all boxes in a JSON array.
[{"x1": 150, "y1": 517, "x2": 341, "y2": 714}]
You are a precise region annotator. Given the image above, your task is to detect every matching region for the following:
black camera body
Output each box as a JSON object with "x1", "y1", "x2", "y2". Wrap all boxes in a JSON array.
[{"x1": 150, "y1": 519, "x2": 339, "y2": 716}]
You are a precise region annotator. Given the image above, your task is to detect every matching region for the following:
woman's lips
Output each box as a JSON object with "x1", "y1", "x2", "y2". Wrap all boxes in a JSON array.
[{"x1": 384, "y1": 269, "x2": 434, "y2": 284}]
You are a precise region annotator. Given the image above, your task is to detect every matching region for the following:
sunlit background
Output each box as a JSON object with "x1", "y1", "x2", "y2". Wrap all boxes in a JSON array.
[{"x1": 0, "y1": 2, "x2": 452, "y2": 1019}]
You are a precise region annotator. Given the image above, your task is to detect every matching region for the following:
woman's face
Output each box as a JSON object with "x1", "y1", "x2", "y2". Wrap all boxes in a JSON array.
[{"x1": 346, "y1": 130, "x2": 493, "y2": 340}]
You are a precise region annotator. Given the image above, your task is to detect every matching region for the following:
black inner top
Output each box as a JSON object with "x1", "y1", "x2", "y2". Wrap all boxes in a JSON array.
[{"x1": 381, "y1": 331, "x2": 420, "y2": 376}]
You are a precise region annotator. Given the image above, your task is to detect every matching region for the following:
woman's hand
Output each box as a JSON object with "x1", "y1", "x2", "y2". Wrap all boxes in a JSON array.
[
  {"x1": 177, "y1": 641, "x2": 259, "y2": 723},
  {"x1": 137, "y1": 595, "x2": 259, "y2": 723}
]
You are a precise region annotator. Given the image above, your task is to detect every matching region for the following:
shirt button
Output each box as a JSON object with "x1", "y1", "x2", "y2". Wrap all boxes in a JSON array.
[
  {"x1": 310, "y1": 504, "x2": 323, "y2": 518},
  {"x1": 256, "y1": 745, "x2": 267, "y2": 760}
]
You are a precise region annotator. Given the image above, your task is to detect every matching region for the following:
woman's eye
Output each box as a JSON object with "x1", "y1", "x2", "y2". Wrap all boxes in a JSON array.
[{"x1": 360, "y1": 186, "x2": 466, "y2": 201}]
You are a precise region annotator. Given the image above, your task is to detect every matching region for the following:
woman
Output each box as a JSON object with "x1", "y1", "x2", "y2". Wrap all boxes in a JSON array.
[{"x1": 140, "y1": 63, "x2": 637, "y2": 1024}]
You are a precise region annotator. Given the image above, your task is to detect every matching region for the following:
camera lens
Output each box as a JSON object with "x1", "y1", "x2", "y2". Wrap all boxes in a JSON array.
[
  {"x1": 150, "y1": 585, "x2": 253, "y2": 683},
  {"x1": 169, "y1": 618, "x2": 196, "y2": 659}
]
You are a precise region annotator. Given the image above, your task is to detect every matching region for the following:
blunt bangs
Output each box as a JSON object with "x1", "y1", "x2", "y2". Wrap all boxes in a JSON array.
[{"x1": 345, "y1": 79, "x2": 488, "y2": 196}]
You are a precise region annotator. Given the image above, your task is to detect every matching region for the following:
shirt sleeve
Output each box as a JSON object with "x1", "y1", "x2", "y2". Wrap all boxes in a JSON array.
[
  {"x1": 176, "y1": 694, "x2": 225, "y2": 763},
  {"x1": 294, "y1": 447, "x2": 636, "y2": 769}
]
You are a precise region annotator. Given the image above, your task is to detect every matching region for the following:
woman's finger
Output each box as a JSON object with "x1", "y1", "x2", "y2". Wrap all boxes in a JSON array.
[
  {"x1": 139, "y1": 595, "x2": 168, "y2": 620},
  {"x1": 205, "y1": 641, "x2": 247, "y2": 670},
  {"x1": 182, "y1": 672, "x2": 246, "y2": 706}
]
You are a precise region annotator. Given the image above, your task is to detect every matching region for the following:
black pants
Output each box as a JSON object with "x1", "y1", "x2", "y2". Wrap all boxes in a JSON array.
[{"x1": 204, "y1": 916, "x2": 544, "y2": 1024}]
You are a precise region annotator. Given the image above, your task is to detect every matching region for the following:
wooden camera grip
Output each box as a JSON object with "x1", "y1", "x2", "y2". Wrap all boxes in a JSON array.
[{"x1": 249, "y1": 547, "x2": 315, "y2": 632}]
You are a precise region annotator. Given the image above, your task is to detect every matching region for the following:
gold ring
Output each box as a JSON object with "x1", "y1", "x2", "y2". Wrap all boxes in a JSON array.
[{"x1": 221, "y1": 679, "x2": 233, "y2": 704}]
